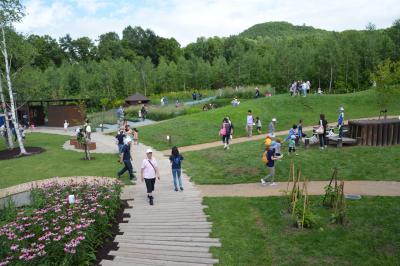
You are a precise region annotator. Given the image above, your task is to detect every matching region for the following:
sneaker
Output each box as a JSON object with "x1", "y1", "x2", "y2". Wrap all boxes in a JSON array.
[
  {"x1": 117, "y1": 173, "x2": 121, "y2": 178},
  {"x1": 261, "y1": 179, "x2": 267, "y2": 185},
  {"x1": 149, "y1": 196, "x2": 153, "y2": 205},
  {"x1": 180, "y1": 187, "x2": 184, "y2": 191},
  {"x1": 270, "y1": 182, "x2": 277, "y2": 186},
  {"x1": 174, "y1": 188, "x2": 178, "y2": 192}
]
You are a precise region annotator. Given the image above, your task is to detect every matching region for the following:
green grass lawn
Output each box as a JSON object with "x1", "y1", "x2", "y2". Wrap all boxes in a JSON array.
[
  {"x1": 183, "y1": 141, "x2": 400, "y2": 184},
  {"x1": 139, "y1": 89, "x2": 400, "y2": 150},
  {"x1": 0, "y1": 133, "x2": 132, "y2": 189},
  {"x1": 205, "y1": 196, "x2": 400, "y2": 265}
]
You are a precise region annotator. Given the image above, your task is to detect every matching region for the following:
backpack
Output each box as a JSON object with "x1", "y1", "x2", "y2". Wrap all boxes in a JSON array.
[
  {"x1": 262, "y1": 151, "x2": 269, "y2": 164},
  {"x1": 219, "y1": 126, "x2": 226, "y2": 136}
]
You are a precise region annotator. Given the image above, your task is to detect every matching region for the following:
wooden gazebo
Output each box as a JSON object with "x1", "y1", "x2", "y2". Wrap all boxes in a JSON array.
[{"x1": 125, "y1": 93, "x2": 150, "y2": 106}]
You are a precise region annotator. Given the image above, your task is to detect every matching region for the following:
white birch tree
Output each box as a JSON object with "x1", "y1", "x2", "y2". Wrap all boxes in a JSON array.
[
  {"x1": 0, "y1": 0, "x2": 26, "y2": 154},
  {"x1": 0, "y1": 74, "x2": 13, "y2": 148}
]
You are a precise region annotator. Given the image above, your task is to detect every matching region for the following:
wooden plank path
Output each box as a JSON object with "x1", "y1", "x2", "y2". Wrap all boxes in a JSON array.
[{"x1": 100, "y1": 143, "x2": 220, "y2": 266}]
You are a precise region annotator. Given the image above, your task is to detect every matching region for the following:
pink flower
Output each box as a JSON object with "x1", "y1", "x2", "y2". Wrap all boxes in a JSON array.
[{"x1": 10, "y1": 244, "x2": 19, "y2": 251}]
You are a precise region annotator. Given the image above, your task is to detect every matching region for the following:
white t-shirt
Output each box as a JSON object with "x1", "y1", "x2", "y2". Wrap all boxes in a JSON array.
[
  {"x1": 247, "y1": 115, "x2": 254, "y2": 125},
  {"x1": 64, "y1": 122, "x2": 68, "y2": 129},
  {"x1": 141, "y1": 158, "x2": 158, "y2": 179},
  {"x1": 86, "y1": 125, "x2": 91, "y2": 133}
]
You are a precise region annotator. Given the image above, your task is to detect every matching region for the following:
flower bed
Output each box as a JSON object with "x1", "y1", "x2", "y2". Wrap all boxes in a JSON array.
[{"x1": 0, "y1": 178, "x2": 122, "y2": 265}]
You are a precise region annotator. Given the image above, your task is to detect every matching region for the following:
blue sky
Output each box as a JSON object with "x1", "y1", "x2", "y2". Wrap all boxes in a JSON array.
[{"x1": 15, "y1": 0, "x2": 400, "y2": 46}]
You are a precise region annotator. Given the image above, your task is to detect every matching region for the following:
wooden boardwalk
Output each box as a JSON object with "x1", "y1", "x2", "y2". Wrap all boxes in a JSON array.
[{"x1": 100, "y1": 143, "x2": 220, "y2": 266}]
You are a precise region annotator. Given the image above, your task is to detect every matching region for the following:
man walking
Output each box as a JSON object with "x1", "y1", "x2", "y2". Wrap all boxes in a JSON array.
[{"x1": 117, "y1": 138, "x2": 136, "y2": 181}]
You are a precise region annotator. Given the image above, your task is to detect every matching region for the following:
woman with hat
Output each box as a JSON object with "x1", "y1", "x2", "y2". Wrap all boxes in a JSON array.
[{"x1": 141, "y1": 149, "x2": 160, "y2": 205}]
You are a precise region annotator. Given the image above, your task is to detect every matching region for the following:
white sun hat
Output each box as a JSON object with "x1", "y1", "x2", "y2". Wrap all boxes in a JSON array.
[
  {"x1": 272, "y1": 118, "x2": 277, "y2": 122},
  {"x1": 146, "y1": 148, "x2": 153, "y2": 154}
]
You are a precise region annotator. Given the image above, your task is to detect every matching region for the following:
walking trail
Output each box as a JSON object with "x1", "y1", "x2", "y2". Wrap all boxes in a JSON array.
[
  {"x1": 33, "y1": 127, "x2": 220, "y2": 265},
  {"x1": 196, "y1": 181, "x2": 400, "y2": 197},
  {"x1": 161, "y1": 116, "x2": 398, "y2": 154},
  {"x1": 107, "y1": 138, "x2": 219, "y2": 265}
]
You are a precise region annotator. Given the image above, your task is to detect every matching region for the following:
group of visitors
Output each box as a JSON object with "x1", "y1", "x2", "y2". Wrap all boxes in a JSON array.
[
  {"x1": 244, "y1": 110, "x2": 277, "y2": 137},
  {"x1": 231, "y1": 97, "x2": 240, "y2": 107},
  {"x1": 289, "y1": 80, "x2": 311, "y2": 97},
  {"x1": 192, "y1": 91, "x2": 203, "y2": 101},
  {"x1": 115, "y1": 121, "x2": 185, "y2": 205},
  {"x1": 0, "y1": 110, "x2": 28, "y2": 146},
  {"x1": 259, "y1": 106, "x2": 346, "y2": 185}
]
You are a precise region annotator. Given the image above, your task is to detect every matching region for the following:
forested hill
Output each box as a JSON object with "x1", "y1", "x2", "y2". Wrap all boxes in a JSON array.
[
  {"x1": 239, "y1": 21, "x2": 328, "y2": 39},
  {"x1": 1, "y1": 18, "x2": 399, "y2": 107}
]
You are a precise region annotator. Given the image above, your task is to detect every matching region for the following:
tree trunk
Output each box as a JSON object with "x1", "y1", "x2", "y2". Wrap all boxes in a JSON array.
[
  {"x1": 329, "y1": 65, "x2": 333, "y2": 93},
  {"x1": 0, "y1": 77, "x2": 13, "y2": 149},
  {"x1": 1, "y1": 27, "x2": 26, "y2": 154}
]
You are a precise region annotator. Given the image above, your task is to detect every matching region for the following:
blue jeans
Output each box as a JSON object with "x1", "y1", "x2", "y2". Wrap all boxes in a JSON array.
[
  {"x1": 118, "y1": 144, "x2": 124, "y2": 153},
  {"x1": 172, "y1": 169, "x2": 183, "y2": 189}
]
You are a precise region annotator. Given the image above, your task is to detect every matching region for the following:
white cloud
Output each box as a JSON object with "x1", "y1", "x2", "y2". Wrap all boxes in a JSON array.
[
  {"x1": 74, "y1": 0, "x2": 110, "y2": 14},
  {"x1": 14, "y1": 0, "x2": 400, "y2": 46}
]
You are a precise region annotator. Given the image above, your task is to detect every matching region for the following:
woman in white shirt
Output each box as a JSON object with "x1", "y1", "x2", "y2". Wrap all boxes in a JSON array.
[{"x1": 141, "y1": 149, "x2": 160, "y2": 205}]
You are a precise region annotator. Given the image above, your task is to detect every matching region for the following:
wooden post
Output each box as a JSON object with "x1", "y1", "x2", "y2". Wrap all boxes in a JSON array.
[
  {"x1": 304, "y1": 138, "x2": 310, "y2": 149},
  {"x1": 367, "y1": 125, "x2": 373, "y2": 146},
  {"x1": 388, "y1": 124, "x2": 394, "y2": 145},
  {"x1": 372, "y1": 124, "x2": 378, "y2": 146},
  {"x1": 337, "y1": 138, "x2": 343, "y2": 148},
  {"x1": 377, "y1": 124, "x2": 383, "y2": 146},
  {"x1": 383, "y1": 124, "x2": 388, "y2": 146}
]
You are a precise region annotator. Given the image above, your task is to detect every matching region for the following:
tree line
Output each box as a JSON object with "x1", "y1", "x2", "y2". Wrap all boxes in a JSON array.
[{"x1": 2, "y1": 20, "x2": 400, "y2": 105}]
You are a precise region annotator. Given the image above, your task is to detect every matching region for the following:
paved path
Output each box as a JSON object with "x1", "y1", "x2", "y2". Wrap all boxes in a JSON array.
[
  {"x1": 101, "y1": 138, "x2": 220, "y2": 266},
  {"x1": 161, "y1": 116, "x2": 399, "y2": 154},
  {"x1": 197, "y1": 181, "x2": 400, "y2": 197}
]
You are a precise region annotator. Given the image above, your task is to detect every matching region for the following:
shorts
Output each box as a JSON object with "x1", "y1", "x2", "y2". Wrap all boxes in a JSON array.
[{"x1": 145, "y1": 178, "x2": 156, "y2": 193}]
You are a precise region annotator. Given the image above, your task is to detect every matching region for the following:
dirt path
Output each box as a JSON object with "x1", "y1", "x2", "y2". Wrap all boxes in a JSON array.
[
  {"x1": 196, "y1": 181, "x2": 400, "y2": 197},
  {"x1": 162, "y1": 116, "x2": 398, "y2": 154}
]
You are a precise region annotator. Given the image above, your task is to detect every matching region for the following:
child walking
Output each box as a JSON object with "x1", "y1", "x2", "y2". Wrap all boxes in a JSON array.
[
  {"x1": 63, "y1": 120, "x2": 69, "y2": 132},
  {"x1": 169, "y1": 146, "x2": 184, "y2": 191},
  {"x1": 255, "y1": 117, "x2": 262, "y2": 134},
  {"x1": 288, "y1": 135, "x2": 297, "y2": 155},
  {"x1": 141, "y1": 149, "x2": 160, "y2": 205}
]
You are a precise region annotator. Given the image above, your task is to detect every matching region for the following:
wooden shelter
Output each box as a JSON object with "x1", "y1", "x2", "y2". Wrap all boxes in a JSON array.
[
  {"x1": 17, "y1": 99, "x2": 88, "y2": 127},
  {"x1": 125, "y1": 93, "x2": 150, "y2": 106},
  {"x1": 349, "y1": 118, "x2": 400, "y2": 146}
]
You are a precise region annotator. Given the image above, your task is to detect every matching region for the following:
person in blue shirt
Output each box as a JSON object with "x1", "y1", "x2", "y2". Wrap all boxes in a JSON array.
[
  {"x1": 117, "y1": 138, "x2": 136, "y2": 181},
  {"x1": 285, "y1": 124, "x2": 298, "y2": 141},
  {"x1": 115, "y1": 130, "x2": 125, "y2": 154},
  {"x1": 337, "y1": 107, "x2": 345, "y2": 138},
  {"x1": 169, "y1": 146, "x2": 184, "y2": 191}
]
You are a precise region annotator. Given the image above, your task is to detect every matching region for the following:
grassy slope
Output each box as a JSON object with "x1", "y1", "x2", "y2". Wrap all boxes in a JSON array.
[
  {"x1": 139, "y1": 89, "x2": 400, "y2": 150},
  {"x1": 205, "y1": 196, "x2": 400, "y2": 265},
  {"x1": 183, "y1": 143, "x2": 400, "y2": 184},
  {"x1": 0, "y1": 133, "x2": 131, "y2": 189}
]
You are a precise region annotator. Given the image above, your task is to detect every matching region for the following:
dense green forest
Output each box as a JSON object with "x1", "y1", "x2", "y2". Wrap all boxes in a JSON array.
[{"x1": 2, "y1": 20, "x2": 400, "y2": 105}]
